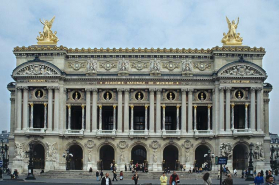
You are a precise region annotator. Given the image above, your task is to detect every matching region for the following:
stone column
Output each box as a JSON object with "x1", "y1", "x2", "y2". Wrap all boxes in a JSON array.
[
  {"x1": 231, "y1": 104, "x2": 235, "y2": 130},
  {"x1": 124, "y1": 89, "x2": 130, "y2": 133},
  {"x1": 92, "y1": 89, "x2": 98, "y2": 133},
  {"x1": 188, "y1": 89, "x2": 193, "y2": 133},
  {"x1": 130, "y1": 105, "x2": 134, "y2": 131},
  {"x1": 67, "y1": 105, "x2": 71, "y2": 130},
  {"x1": 176, "y1": 105, "x2": 180, "y2": 130},
  {"x1": 194, "y1": 105, "x2": 197, "y2": 131},
  {"x1": 219, "y1": 87, "x2": 225, "y2": 132},
  {"x1": 22, "y1": 87, "x2": 28, "y2": 130},
  {"x1": 149, "y1": 89, "x2": 155, "y2": 133},
  {"x1": 264, "y1": 99, "x2": 270, "y2": 134},
  {"x1": 181, "y1": 89, "x2": 187, "y2": 133},
  {"x1": 44, "y1": 103, "x2": 47, "y2": 129},
  {"x1": 16, "y1": 87, "x2": 22, "y2": 131},
  {"x1": 257, "y1": 87, "x2": 262, "y2": 132},
  {"x1": 47, "y1": 88, "x2": 53, "y2": 131},
  {"x1": 81, "y1": 105, "x2": 85, "y2": 130},
  {"x1": 29, "y1": 103, "x2": 34, "y2": 128},
  {"x1": 207, "y1": 105, "x2": 211, "y2": 130},
  {"x1": 162, "y1": 105, "x2": 166, "y2": 131},
  {"x1": 250, "y1": 88, "x2": 256, "y2": 131},
  {"x1": 113, "y1": 105, "x2": 117, "y2": 130},
  {"x1": 99, "y1": 105, "x2": 102, "y2": 130},
  {"x1": 117, "y1": 89, "x2": 123, "y2": 133},
  {"x1": 59, "y1": 86, "x2": 66, "y2": 132},
  {"x1": 54, "y1": 87, "x2": 60, "y2": 132},
  {"x1": 85, "y1": 89, "x2": 91, "y2": 133},
  {"x1": 156, "y1": 89, "x2": 162, "y2": 133},
  {"x1": 225, "y1": 87, "x2": 231, "y2": 131},
  {"x1": 143, "y1": 105, "x2": 148, "y2": 131},
  {"x1": 245, "y1": 104, "x2": 249, "y2": 130},
  {"x1": 213, "y1": 83, "x2": 219, "y2": 134}
]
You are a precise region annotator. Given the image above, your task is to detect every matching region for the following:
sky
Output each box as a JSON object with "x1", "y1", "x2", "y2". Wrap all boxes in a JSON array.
[{"x1": 0, "y1": 0, "x2": 278, "y2": 133}]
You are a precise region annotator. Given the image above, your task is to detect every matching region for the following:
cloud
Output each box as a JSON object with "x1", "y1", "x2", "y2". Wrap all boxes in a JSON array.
[{"x1": 0, "y1": 0, "x2": 278, "y2": 133}]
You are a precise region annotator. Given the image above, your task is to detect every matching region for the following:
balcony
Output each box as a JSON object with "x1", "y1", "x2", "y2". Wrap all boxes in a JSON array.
[
  {"x1": 64, "y1": 129, "x2": 84, "y2": 136},
  {"x1": 96, "y1": 130, "x2": 116, "y2": 137},
  {"x1": 232, "y1": 129, "x2": 252, "y2": 137},
  {"x1": 129, "y1": 130, "x2": 148, "y2": 138},
  {"x1": 162, "y1": 130, "x2": 181, "y2": 138},
  {"x1": 194, "y1": 130, "x2": 214, "y2": 138},
  {"x1": 27, "y1": 128, "x2": 46, "y2": 133}
]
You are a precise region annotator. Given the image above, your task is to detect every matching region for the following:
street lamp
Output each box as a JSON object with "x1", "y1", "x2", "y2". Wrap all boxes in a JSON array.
[
  {"x1": 204, "y1": 150, "x2": 215, "y2": 171},
  {"x1": 245, "y1": 143, "x2": 254, "y2": 181},
  {"x1": 25, "y1": 143, "x2": 36, "y2": 180}
]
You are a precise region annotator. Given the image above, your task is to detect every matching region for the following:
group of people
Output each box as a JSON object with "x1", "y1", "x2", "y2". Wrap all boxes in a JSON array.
[
  {"x1": 129, "y1": 162, "x2": 148, "y2": 173},
  {"x1": 254, "y1": 170, "x2": 277, "y2": 185}
]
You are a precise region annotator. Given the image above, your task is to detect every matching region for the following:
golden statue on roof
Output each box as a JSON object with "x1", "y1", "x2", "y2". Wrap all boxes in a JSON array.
[
  {"x1": 221, "y1": 17, "x2": 243, "y2": 46},
  {"x1": 37, "y1": 16, "x2": 59, "y2": 45}
]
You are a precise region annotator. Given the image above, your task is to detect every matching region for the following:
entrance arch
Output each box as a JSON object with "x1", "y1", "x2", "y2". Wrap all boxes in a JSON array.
[
  {"x1": 195, "y1": 145, "x2": 210, "y2": 169},
  {"x1": 163, "y1": 145, "x2": 178, "y2": 170},
  {"x1": 100, "y1": 145, "x2": 115, "y2": 170},
  {"x1": 131, "y1": 145, "x2": 147, "y2": 164},
  {"x1": 233, "y1": 144, "x2": 248, "y2": 170},
  {"x1": 33, "y1": 144, "x2": 45, "y2": 169},
  {"x1": 69, "y1": 145, "x2": 83, "y2": 170}
]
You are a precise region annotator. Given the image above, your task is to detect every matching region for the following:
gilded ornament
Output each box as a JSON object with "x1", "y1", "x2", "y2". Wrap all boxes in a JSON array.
[
  {"x1": 37, "y1": 16, "x2": 59, "y2": 45},
  {"x1": 221, "y1": 17, "x2": 243, "y2": 46},
  {"x1": 194, "y1": 62, "x2": 211, "y2": 71}
]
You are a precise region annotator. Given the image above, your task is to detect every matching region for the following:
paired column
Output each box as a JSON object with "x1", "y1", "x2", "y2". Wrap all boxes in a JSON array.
[
  {"x1": 176, "y1": 105, "x2": 180, "y2": 130},
  {"x1": 245, "y1": 104, "x2": 249, "y2": 130},
  {"x1": 29, "y1": 103, "x2": 34, "y2": 128},
  {"x1": 113, "y1": 105, "x2": 117, "y2": 130},
  {"x1": 156, "y1": 89, "x2": 162, "y2": 132},
  {"x1": 219, "y1": 87, "x2": 225, "y2": 131},
  {"x1": 44, "y1": 103, "x2": 47, "y2": 129},
  {"x1": 193, "y1": 105, "x2": 197, "y2": 131},
  {"x1": 162, "y1": 105, "x2": 166, "y2": 131},
  {"x1": 213, "y1": 83, "x2": 219, "y2": 134},
  {"x1": 181, "y1": 89, "x2": 187, "y2": 133},
  {"x1": 67, "y1": 105, "x2": 71, "y2": 130},
  {"x1": 207, "y1": 105, "x2": 211, "y2": 130},
  {"x1": 54, "y1": 87, "x2": 60, "y2": 132},
  {"x1": 225, "y1": 87, "x2": 231, "y2": 131},
  {"x1": 250, "y1": 88, "x2": 256, "y2": 131},
  {"x1": 149, "y1": 89, "x2": 155, "y2": 133},
  {"x1": 231, "y1": 104, "x2": 235, "y2": 130},
  {"x1": 92, "y1": 89, "x2": 98, "y2": 132},
  {"x1": 47, "y1": 88, "x2": 53, "y2": 131},
  {"x1": 99, "y1": 105, "x2": 102, "y2": 130},
  {"x1": 117, "y1": 89, "x2": 123, "y2": 133},
  {"x1": 188, "y1": 89, "x2": 193, "y2": 133},
  {"x1": 256, "y1": 87, "x2": 262, "y2": 132},
  {"x1": 145, "y1": 105, "x2": 148, "y2": 131},
  {"x1": 16, "y1": 87, "x2": 22, "y2": 130},
  {"x1": 22, "y1": 87, "x2": 28, "y2": 130},
  {"x1": 130, "y1": 105, "x2": 134, "y2": 130},
  {"x1": 124, "y1": 89, "x2": 130, "y2": 132},
  {"x1": 85, "y1": 89, "x2": 91, "y2": 132},
  {"x1": 81, "y1": 105, "x2": 85, "y2": 130}
]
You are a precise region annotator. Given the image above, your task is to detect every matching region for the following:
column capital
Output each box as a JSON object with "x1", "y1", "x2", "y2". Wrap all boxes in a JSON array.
[
  {"x1": 145, "y1": 105, "x2": 149, "y2": 109},
  {"x1": 245, "y1": 103, "x2": 249, "y2": 108},
  {"x1": 16, "y1": 86, "x2": 23, "y2": 90},
  {"x1": 81, "y1": 104, "x2": 85, "y2": 108},
  {"x1": 53, "y1": 86, "x2": 60, "y2": 90},
  {"x1": 256, "y1": 87, "x2": 263, "y2": 91},
  {"x1": 231, "y1": 103, "x2": 235, "y2": 108},
  {"x1": 162, "y1": 105, "x2": 166, "y2": 109},
  {"x1": 194, "y1": 105, "x2": 197, "y2": 109},
  {"x1": 225, "y1": 86, "x2": 232, "y2": 90},
  {"x1": 188, "y1": 88, "x2": 194, "y2": 92},
  {"x1": 207, "y1": 105, "x2": 212, "y2": 108},
  {"x1": 113, "y1": 105, "x2": 117, "y2": 109},
  {"x1": 85, "y1": 88, "x2": 92, "y2": 92},
  {"x1": 130, "y1": 105, "x2": 134, "y2": 109},
  {"x1": 92, "y1": 88, "x2": 98, "y2": 92},
  {"x1": 155, "y1": 88, "x2": 162, "y2": 92},
  {"x1": 149, "y1": 88, "x2": 156, "y2": 92},
  {"x1": 67, "y1": 104, "x2": 71, "y2": 109},
  {"x1": 181, "y1": 88, "x2": 188, "y2": 92},
  {"x1": 44, "y1": 103, "x2": 47, "y2": 107},
  {"x1": 23, "y1": 86, "x2": 29, "y2": 90},
  {"x1": 47, "y1": 86, "x2": 56, "y2": 90},
  {"x1": 124, "y1": 88, "x2": 130, "y2": 92},
  {"x1": 29, "y1": 103, "x2": 34, "y2": 107},
  {"x1": 251, "y1": 87, "x2": 256, "y2": 91},
  {"x1": 117, "y1": 88, "x2": 124, "y2": 92},
  {"x1": 98, "y1": 105, "x2": 102, "y2": 109},
  {"x1": 176, "y1": 105, "x2": 181, "y2": 109},
  {"x1": 219, "y1": 86, "x2": 225, "y2": 90}
]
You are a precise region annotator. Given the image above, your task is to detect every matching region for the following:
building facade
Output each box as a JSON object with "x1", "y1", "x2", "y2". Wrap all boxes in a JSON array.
[{"x1": 7, "y1": 45, "x2": 272, "y2": 173}]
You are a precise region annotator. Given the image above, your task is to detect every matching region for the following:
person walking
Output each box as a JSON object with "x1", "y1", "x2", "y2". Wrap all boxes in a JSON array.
[
  {"x1": 254, "y1": 172, "x2": 264, "y2": 185},
  {"x1": 133, "y1": 171, "x2": 139, "y2": 185},
  {"x1": 222, "y1": 174, "x2": 233, "y2": 185},
  {"x1": 203, "y1": 172, "x2": 212, "y2": 185},
  {"x1": 96, "y1": 170, "x2": 100, "y2": 181},
  {"x1": 112, "y1": 170, "x2": 118, "y2": 181},
  {"x1": 264, "y1": 175, "x2": 277, "y2": 185},
  {"x1": 101, "y1": 173, "x2": 112, "y2": 185},
  {"x1": 169, "y1": 171, "x2": 180, "y2": 185},
  {"x1": 160, "y1": 172, "x2": 168, "y2": 185},
  {"x1": 233, "y1": 169, "x2": 237, "y2": 176},
  {"x1": 100, "y1": 170, "x2": 104, "y2": 180},
  {"x1": 120, "y1": 171, "x2": 123, "y2": 180}
]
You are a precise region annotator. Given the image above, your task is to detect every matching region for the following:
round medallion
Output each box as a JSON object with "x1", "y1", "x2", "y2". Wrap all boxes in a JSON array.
[
  {"x1": 72, "y1": 91, "x2": 81, "y2": 100},
  {"x1": 167, "y1": 91, "x2": 175, "y2": 101},
  {"x1": 35, "y1": 89, "x2": 43, "y2": 99},
  {"x1": 135, "y1": 91, "x2": 144, "y2": 100},
  {"x1": 103, "y1": 91, "x2": 112, "y2": 100},
  {"x1": 198, "y1": 91, "x2": 207, "y2": 101}
]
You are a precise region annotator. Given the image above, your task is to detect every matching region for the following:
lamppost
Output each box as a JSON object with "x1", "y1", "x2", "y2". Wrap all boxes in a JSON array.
[
  {"x1": 25, "y1": 143, "x2": 36, "y2": 180},
  {"x1": 63, "y1": 149, "x2": 73, "y2": 170},
  {"x1": 245, "y1": 143, "x2": 254, "y2": 181},
  {"x1": 204, "y1": 150, "x2": 215, "y2": 171},
  {"x1": 0, "y1": 139, "x2": 5, "y2": 173}
]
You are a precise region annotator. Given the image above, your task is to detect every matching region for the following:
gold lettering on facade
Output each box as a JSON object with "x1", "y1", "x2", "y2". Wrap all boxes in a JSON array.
[
  {"x1": 232, "y1": 80, "x2": 250, "y2": 83},
  {"x1": 29, "y1": 80, "x2": 46, "y2": 82}
]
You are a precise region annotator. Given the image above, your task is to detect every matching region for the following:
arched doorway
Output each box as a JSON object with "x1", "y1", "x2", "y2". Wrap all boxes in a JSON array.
[
  {"x1": 233, "y1": 144, "x2": 248, "y2": 170},
  {"x1": 69, "y1": 145, "x2": 83, "y2": 170},
  {"x1": 100, "y1": 145, "x2": 115, "y2": 170},
  {"x1": 195, "y1": 145, "x2": 210, "y2": 169},
  {"x1": 33, "y1": 144, "x2": 45, "y2": 169},
  {"x1": 131, "y1": 145, "x2": 147, "y2": 164},
  {"x1": 163, "y1": 145, "x2": 178, "y2": 170}
]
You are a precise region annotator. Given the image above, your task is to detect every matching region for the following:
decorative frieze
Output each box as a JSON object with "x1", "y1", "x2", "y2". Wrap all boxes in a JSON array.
[{"x1": 68, "y1": 61, "x2": 86, "y2": 71}]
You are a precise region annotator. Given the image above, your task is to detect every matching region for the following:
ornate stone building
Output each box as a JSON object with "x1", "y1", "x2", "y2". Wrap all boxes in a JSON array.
[{"x1": 7, "y1": 16, "x2": 273, "y2": 173}]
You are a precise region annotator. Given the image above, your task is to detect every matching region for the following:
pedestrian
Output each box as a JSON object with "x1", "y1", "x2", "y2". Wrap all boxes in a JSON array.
[
  {"x1": 203, "y1": 172, "x2": 212, "y2": 185},
  {"x1": 120, "y1": 171, "x2": 123, "y2": 180},
  {"x1": 125, "y1": 164, "x2": 127, "y2": 171},
  {"x1": 96, "y1": 170, "x2": 100, "y2": 181},
  {"x1": 160, "y1": 172, "x2": 168, "y2": 185},
  {"x1": 261, "y1": 170, "x2": 264, "y2": 177},
  {"x1": 89, "y1": 167, "x2": 93, "y2": 172},
  {"x1": 222, "y1": 174, "x2": 233, "y2": 185},
  {"x1": 233, "y1": 169, "x2": 237, "y2": 176},
  {"x1": 112, "y1": 170, "x2": 118, "y2": 181},
  {"x1": 132, "y1": 171, "x2": 139, "y2": 185},
  {"x1": 268, "y1": 170, "x2": 276, "y2": 181},
  {"x1": 180, "y1": 164, "x2": 183, "y2": 171},
  {"x1": 266, "y1": 170, "x2": 269, "y2": 176},
  {"x1": 217, "y1": 170, "x2": 220, "y2": 179},
  {"x1": 101, "y1": 173, "x2": 112, "y2": 185},
  {"x1": 110, "y1": 163, "x2": 113, "y2": 170},
  {"x1": 100, "y1": 170, "x2": 104, "y2": 180},
  {"x1": 241, "y1": 170, "x2": 244, "y2": 178},
  {"x1": 130, "y1": 164, "x2": 132, "y2": 171},
  {"x1": 265, "y1": 175, "x2": 277, "y2": 185},
  {"x1": 169, "y1": 171, "x2": 180, "y2": 185},
  {"x1": 189, "y1": 167, "x2": 192, "y2": 173},
  {"x1": 254, "y1": 172, "x2": 264, "y2": 185},
  {"x1": 167, "y1": 167, "x2": 170, "y2": 174}
]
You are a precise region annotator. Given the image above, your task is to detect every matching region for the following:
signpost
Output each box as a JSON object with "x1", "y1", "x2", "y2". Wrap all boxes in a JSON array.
[{"x1": 216, "y1": 157, "x2": 228, "y2": 185}]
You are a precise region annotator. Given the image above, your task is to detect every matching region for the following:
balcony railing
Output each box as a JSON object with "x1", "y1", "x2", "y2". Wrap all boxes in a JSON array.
[
  {"x1": 162, "y1": 130, "x2": 181, "y2": 137},
  {"x1": 27, "y1": 128, "x2": 46, "y2": 133},
  {"x1": 65, "y1": 129, "x2": 84, "y2": 135},
  {"x1": 97, "y1": 130, "x2": 116, "y2": 136}
]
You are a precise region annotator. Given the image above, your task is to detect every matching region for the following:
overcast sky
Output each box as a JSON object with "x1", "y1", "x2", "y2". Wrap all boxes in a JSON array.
[{"x1": 0, "y1": 0, "x2": 278, "y2": 134}]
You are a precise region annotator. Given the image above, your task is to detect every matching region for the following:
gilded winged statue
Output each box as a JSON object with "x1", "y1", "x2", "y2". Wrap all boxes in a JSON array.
[
  {"x1": 37, "y1": 16, "x2": 59, "y2": 45},
  {"x1": 221, "y1": 16, "x2": 243, "y2": 45}
]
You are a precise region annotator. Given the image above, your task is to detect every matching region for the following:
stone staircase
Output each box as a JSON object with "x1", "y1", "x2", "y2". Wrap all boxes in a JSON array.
[{"x1": 39, "y1": 170, "x2": 219, "y2": 179}]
